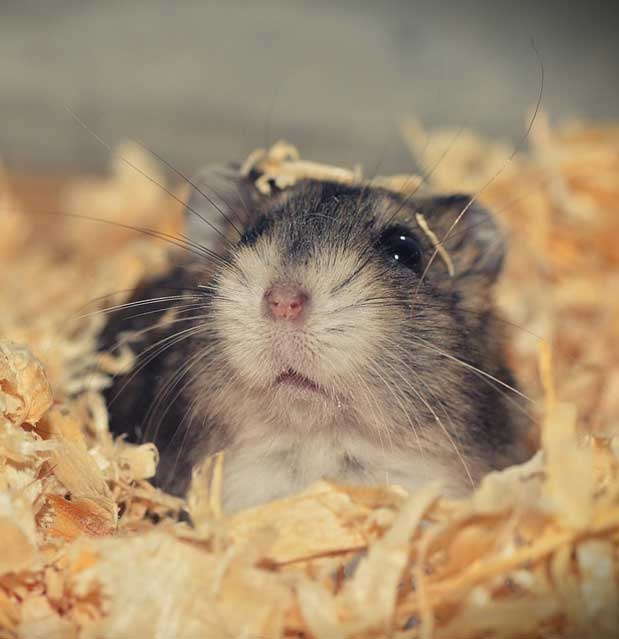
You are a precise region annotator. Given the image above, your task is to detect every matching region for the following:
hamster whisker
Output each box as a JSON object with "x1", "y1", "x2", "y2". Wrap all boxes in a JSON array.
[
  {"x1": 118, "y1": 336, "x2": 220, "y2": 460},
  {"x1": 382, "y1": 124, "x2": 466, "y2": 229},
  {"x1": 493, "y1": 174, "x2": 574, "y2": 217},
  {"x1": 396, "y1": 333, "x2": 536, "y2": 423},
  {"x1": 105, "y1": 312, "x2": 213, "y2": 353},
  {"x1": 10, "y1": 206, "x2": 235, "y2": 269},
  {"x1": 116, "y1": 303, "x2": 207, "y2": 324},
  {"x1": 104, "y1": 307, "x2": 208, "y2": 339},
  {"x1": 66, "y1": 107, "x2": 237, "y2": 251},
  {"x1": 130, "y1": 138, "x2": 245, "y2": 236},
  {"x1": 73, "y1": 295, "x2": 204, "y2": 320},
  {"x1": 382, "y1": 354, "x2": 474, "y2": 488},
  {"x1": 325, "y1": 296, "x2": 402, "y2": 316},
  {"x1": 368, "y1": 360, "x2": 423, "y2": 458},
  {"x1": 144, "y1": 345, "x2": 211, "y2": 445},
  {"x1": 484, "y1": 157, "x2": 613, "y2": 222},
  {"x1": 75, "y1": 288, "x2": 203, "y2": 313},
  {"x1": 355, "y1": 144, "x2": 390, "y2": 212},
  {"x1": 409, "y1": 335, "x2": 534, "y2": 403},
  {"x1": 106, "y1": 323, "x2": 211, "y2": 407},
  {"x1": 413, "y1": 48, "x2": 544, "y2": 299},
  {"x1": 346, "y1": 360, "x2": 393, "y2": 457},
  {"x1": 351, "y1": 367, "x2": 392, "y2": 465},
  {"x1": 447, "y1": 307, "x2": 543, "y2": 340},
  {"x1": 166, "y1": 403, "x2": 208, "y2": 491},
  {"x1": 147, "y1": 353, "x2": 221, "y2": 487},
  {"x1": 473, "y1": 373, "x2": 537, "y2": 421}
]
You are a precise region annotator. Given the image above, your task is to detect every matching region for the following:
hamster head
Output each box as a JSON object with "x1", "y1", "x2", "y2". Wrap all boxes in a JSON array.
[
  {"x1": 184, "y1": 167, "x2": 525, "y2": 495},
  {"x1": 212, "y1": 184, "x2": 493, "y2": 418}
]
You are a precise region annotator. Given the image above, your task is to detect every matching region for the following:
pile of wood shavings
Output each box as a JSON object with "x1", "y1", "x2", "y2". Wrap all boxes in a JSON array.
[{"x1": 0, "y1": 120, "x2": 618, "y2": 638}]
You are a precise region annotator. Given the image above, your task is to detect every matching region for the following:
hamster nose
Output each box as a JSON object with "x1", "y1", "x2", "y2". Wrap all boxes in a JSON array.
[{"x1": 264, "y1": 284, "x2": 309, "y2": 321}]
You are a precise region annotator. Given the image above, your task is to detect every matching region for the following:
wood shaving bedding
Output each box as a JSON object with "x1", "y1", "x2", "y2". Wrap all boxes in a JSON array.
[{"x1": 0, "y1": 120, "x2": 618, "y2": 638}]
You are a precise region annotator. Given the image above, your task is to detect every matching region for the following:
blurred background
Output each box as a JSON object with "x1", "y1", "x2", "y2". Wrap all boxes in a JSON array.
[{"x1": 1, "y1": 0, "x2": 618, "y2": 176}]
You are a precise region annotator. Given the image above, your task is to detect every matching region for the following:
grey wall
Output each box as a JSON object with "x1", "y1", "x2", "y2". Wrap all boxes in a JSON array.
[{"x1": 1, "y1": 0, "x2": 618, "y2": 175}]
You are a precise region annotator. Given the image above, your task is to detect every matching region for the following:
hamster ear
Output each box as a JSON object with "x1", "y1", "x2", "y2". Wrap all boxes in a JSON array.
[
  {"x1": 429, "y1": 194, "x2": 506, "y2": 282},
  {"x1": 183, "y1": 163, "x2": 258, "y2": 251}
]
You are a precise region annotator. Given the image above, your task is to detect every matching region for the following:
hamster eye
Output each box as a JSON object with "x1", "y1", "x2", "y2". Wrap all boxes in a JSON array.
[{"x1": 378, "y1": 225, "x2": 423, "y2": 271}]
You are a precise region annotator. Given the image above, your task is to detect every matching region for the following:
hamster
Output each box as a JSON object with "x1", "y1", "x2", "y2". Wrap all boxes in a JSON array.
[{"x1": 99, "y1": 159, "x2": 531, "y2": 512}]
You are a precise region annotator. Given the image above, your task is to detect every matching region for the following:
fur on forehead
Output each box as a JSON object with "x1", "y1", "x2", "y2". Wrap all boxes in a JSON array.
[
  {"x1": 259, "y1": 180, "x2": 379, "y2": 225},
  {"x1": 256, "y1": 181, "x2": 505, "y2": 279}
]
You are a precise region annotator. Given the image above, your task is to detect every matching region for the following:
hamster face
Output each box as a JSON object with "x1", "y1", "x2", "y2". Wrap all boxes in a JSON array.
[
  {"x1": 186, "y1": 180, "x2": 528, "y2": 507},
  {"x1": 211, "y1": 184, "x2": 449, "y2": 427}
]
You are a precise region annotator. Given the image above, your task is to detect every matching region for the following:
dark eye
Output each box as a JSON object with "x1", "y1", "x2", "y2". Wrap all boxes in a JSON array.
[{"x1": 378, "y1": 225, "x2": 423, "y2": 271}]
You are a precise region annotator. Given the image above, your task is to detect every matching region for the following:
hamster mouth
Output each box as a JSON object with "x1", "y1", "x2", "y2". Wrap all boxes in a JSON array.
[{"x1": 275, "y1": 368, "x2": 323, "y2": 393}]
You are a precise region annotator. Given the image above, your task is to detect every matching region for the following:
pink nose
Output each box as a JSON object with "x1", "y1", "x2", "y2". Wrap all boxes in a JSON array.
[{"x1": 264, "y1": 284, "x2": 308, "y2": 321}]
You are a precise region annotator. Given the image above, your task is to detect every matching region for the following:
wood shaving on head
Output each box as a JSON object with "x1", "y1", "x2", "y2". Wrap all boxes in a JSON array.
[{"x1": 241, "y1": 139, "x2": 423, "y2": 197}]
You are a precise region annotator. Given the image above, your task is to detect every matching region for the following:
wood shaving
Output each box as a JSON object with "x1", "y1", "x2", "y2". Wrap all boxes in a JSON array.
[
  {"x1": 0, "y1": 121, "x2": 618, "y2": 638},
  {"x1": 241, "y1": 139, "x2": 423, "y2": 196},
  {"x1": 415, "y1": 212, "x2": 456, "y2": 276}
]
